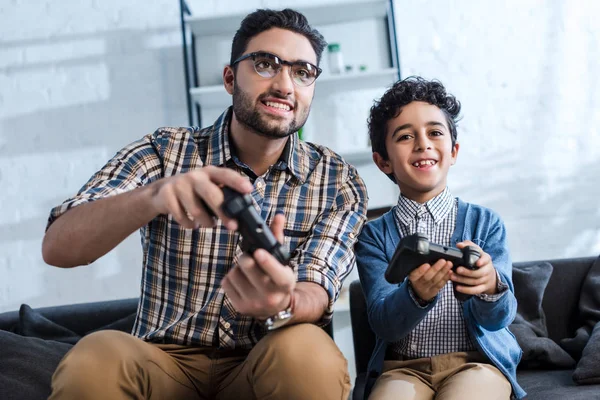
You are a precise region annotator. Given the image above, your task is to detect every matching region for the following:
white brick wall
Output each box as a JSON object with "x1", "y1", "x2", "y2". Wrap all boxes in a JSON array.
[
  {"x1": 1, "y1": 0, "x2": 599, "y2": 385},
  {"x1": 0, "y1": 0, "x2": 188, "y2": 314}
]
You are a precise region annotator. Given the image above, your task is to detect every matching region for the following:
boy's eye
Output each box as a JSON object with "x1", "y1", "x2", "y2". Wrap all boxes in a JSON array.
[
  {"x1": 397, "y1": 134, "x2": 412, "y2": 141},
  {"x1": 430, "y1": 130, "x2": 443, "y2": 136}
]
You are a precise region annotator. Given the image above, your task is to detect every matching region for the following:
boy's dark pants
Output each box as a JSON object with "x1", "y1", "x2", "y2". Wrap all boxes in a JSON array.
[
  {"x1": 369, "y1": 351, "x2": 511, "y2": 400},
  {"x1": 48, "y1": 323, "x2": 350, "y2": 400}
]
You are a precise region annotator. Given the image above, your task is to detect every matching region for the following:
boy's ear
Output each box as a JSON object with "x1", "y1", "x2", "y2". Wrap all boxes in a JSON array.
[
  {"x1": 373, "y1": 152, "x2": 393, "y2": 174},
  {"x1": 223, "y1": 65, "x2": 235, "y2": 95},
  {"x1": 450, "y1": 142, "x2": 460, "y2": 165}
]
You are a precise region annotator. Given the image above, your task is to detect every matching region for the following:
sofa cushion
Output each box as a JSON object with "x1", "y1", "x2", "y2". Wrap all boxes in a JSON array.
[
  {"x1": 573, "y1": 321, "x2": 600, "y2": 384},
  {"x1": 16, "y1": 303, "x2": 136, "y2": 342},
  {"x1": 517, "y1": 369, "x2": 600, "y2": 400},
  {"x1": 18, "y1": 304, "x2": 81, "y2": 344},
  {"x1": 0, "y1": 329, "x2": 72, "y2": 400},
  {"x1": 560, "y1": 255, "x2": 600, "y2": 361},
  {"x1": 510, "y1": 262, "x2": 576, "y2": 368},
  {"x1": 512, "y1": 261, "x2": 553, "y2": 336}
]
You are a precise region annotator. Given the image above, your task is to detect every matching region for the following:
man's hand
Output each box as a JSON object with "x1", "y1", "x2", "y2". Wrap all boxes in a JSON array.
[
  {"x1": 408, "y1": 259, "x2": 453, "y2": 302},
  {"x1": 149, "y1": 166, "x2": 253, "y2": 230},
  {"x1": 221, "y1": 214, "x2": 296, "y2": 319},
  {"x1": 452, "y1": 241, "x2": 498, "y2": 296}
]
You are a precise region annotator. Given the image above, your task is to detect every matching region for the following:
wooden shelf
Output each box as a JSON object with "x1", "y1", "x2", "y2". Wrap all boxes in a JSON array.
[
  {"x1": 185, "y1": 0, "x2": 388, "y2": 37},
  {"x1": 189, "y1": 68, "x2": 398, "y2": 108}
]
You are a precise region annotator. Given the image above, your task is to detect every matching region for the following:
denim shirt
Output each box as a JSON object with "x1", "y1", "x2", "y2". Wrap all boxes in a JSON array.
[{"x1": 355, "y1": 198, "x2": 526, "y2": 399}]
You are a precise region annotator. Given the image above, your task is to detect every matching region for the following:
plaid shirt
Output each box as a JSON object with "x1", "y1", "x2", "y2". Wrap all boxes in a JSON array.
[{"x1": 48, "y1": 108, "x2": 368, "y2": 349}]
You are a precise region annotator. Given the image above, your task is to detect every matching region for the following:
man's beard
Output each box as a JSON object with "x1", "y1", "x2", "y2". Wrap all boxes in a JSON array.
[{"x1": 232, "y1": 82, "x2": 309, "y2": 139}]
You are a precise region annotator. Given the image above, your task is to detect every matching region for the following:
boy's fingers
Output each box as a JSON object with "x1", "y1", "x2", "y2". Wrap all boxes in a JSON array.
[
  {"x1": 409, "y1": 263, "x2": 431, "y2": 282},
  {"x1": 422, "y1": 259, "x2": 450, "y2": 281},
  {"x1": 475, "y1": 252, "x2": 492, "y2": 268},
  {"x1": 431, "y1": 261, "x2": 452, "y2": 285}
]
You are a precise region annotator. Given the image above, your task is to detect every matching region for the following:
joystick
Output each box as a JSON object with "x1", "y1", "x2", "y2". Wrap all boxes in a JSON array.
[{"x1": 385, "y1": 233, "x2": 480, "y2": 301}]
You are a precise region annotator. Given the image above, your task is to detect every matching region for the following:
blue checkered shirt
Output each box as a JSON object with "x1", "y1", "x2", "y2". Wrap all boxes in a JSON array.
[
  {"x1": 48, "y1": 108, "x2": 368, "y2": 349},
  {"x1": 391, "y1": 188, "x2": 477, "y2": 357}
]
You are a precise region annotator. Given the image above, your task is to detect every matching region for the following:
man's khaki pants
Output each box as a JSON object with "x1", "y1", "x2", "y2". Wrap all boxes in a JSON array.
[
  {"x1": 48, "y1": 323, "x2": 350, "y2": 400},
  {"x1": 369, "y1": 352, "x2": 512, "y2": 400}
]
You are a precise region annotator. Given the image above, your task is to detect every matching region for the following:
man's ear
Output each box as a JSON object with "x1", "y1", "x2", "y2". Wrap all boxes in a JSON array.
[
  {"x1": 451, "y1": 142, "x2": 460, "y2": 165},
  {"x1": 223, "y1": 65, "x2": 235, "y2": 95},
  {"x1": 373, "y1": 152, "x2": 393, "y2": 174}
]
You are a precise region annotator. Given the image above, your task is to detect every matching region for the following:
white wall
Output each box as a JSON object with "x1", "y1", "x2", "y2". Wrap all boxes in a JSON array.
[
  {"x1": 0, "y1": 0, "x2": 188, "y2": 312},
  {"x1": 1, "y1": 0, "x2": 599, "y2": 386},
  {"x1": 394, "y1": 0, "x2": 600, "y2": 262}
]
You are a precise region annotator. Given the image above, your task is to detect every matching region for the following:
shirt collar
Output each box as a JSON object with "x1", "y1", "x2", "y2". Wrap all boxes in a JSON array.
[
  {"x1": 205, "y1": 108, "x2": 233, "y2": 168},
  {"x1": 395, "y1": 187, "x2": 454, "y2": 226},
  {"x1": 204, "y1": 107, "x2": 309, "y2": 183}
]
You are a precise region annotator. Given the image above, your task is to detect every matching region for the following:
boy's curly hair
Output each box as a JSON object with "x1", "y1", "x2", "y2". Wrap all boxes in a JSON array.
[{"x1": 368, "y1": 76, "x2": 461, "y2": 160}]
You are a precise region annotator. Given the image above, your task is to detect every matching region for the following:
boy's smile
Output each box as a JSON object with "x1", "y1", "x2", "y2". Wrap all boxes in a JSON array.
[{"x1": 374, "y1": 101, "x2": 459, "y2": 203}]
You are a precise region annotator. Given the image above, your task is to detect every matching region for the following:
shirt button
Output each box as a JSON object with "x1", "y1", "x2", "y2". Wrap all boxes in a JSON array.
[
  {"x1": 256, "y1": 180, "x2": 264, "y2": 189},
  {"x1": 349, "y1": 231, "x2": 356, "y2": 239},
  {"x1": 224, "y1": 322, "x2": 231, "y2": 329},
  {"x1": 411, "y1": 344, "x2": 417, "y2": 351}
]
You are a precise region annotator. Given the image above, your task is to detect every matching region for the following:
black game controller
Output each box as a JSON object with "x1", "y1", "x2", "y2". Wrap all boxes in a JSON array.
[
  {"x1": 384, "y1": 233, "x2": 480, "y2": 301},
  {"x1": 218, "y1": 187, "x2": 290, "y2": 266}
]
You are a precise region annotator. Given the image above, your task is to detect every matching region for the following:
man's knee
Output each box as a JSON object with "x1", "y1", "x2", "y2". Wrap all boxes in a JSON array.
[
  {"x1": 257, "y1": 323, "x2": 348, "y2": 375},
  {"x1": 54, "y1": 330, "x2": 138, "y2": 382},
  {"x1": 245, "y1": 323, "x2": 350, "y2": 399}
]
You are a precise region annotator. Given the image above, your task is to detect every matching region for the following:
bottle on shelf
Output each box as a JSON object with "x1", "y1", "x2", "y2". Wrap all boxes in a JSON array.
[{"x1": 327, "y1": 43, "x2": 344, "y2": 75}]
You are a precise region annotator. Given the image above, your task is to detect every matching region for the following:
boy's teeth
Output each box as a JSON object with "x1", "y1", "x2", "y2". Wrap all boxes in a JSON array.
[
  {"x1": 265, "y1": 101, "x2": 290, "y2": 111},
  {"x1": 413, "y1": 160, "x2": 436, "y2": 167}
]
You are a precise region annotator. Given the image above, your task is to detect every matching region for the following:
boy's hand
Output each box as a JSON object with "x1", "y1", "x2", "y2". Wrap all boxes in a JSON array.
[
  {"x1": 408, "y1": 259, "x2": 453, "y2": 302},
  {"x1": 452, "y1": 241, "x2": 498, "y2": 295}
]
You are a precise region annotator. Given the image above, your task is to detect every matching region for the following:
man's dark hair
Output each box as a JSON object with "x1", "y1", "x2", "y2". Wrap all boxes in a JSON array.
[
  {"x1": 368, "y1": 76, "x2": 461, "y2": 161},
  {"x1": 230, "y1": 9, "x2": 327, "y2": 66}
]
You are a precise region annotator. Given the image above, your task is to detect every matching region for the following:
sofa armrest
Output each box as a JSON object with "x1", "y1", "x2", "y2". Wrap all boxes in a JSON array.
[
  {"x1": 0, "y1": 298, "x2": 139, "y2": 335},
  {"x1": 350, "y1": 280, "x2": 376, "y2": 375},
  {"x1": 353, "y1": 373, "x2": 367, "y2": 400}
]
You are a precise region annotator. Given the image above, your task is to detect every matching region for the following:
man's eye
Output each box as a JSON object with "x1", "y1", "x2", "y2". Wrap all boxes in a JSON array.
[{"x1": 256, "y1": 61, "x2": 274, "y2": 69}]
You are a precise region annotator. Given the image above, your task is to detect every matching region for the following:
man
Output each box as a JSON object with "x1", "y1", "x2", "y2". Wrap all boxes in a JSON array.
[{"x1": 43, "y1": 8, "x2": 368, "y2": 400}]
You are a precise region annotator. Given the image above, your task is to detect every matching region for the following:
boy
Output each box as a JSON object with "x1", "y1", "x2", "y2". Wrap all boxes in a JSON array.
[{"x1": 355, "y1": 77, "x2": 525, "y2": 400}]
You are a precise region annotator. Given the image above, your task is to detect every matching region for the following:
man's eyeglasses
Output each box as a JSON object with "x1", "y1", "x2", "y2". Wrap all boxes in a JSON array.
[{"x1": 232, "y1": 52, "x2": 322, "y2": 87}]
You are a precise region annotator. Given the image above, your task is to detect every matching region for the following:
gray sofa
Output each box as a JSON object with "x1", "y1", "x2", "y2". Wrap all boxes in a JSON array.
[
  {"x1": 0, "y1": 257, "x2": 598, "y2": 400},
  {"x1": 0, "y1": 296, "x2": 335, "y2": 400},
  {"x1": 349, "y1": 256, "x2": 600, "y2": 399},
  {"x1": 0, "y1": 298, "x2": 139, "y2": 400}
]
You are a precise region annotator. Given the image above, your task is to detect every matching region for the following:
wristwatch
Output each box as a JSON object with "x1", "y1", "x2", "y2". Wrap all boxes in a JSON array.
[{"x1": 263, "y1": 293, "x2": 295, "y2": 331}]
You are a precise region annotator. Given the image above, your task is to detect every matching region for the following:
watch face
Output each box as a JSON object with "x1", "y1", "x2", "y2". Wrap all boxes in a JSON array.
[{"x1": 265, "y1": 310, "x2": 293, "y2": 331}]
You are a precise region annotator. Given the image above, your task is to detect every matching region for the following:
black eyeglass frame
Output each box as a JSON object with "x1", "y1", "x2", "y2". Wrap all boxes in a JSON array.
[{"x1": 232, "y1": 51, "x2": 322, "y2": 87}]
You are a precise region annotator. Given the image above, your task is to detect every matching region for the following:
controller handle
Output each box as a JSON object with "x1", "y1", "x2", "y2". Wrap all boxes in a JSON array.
[
  {"x1": 221, "y1": 187, "x2": 290, "y2": 265},
  {"x1": 413, "y1": 233, "x2": 430, "y2": 255},
  {"x1": 452, "y1": 246, "x2": 480, "y2": 302}
]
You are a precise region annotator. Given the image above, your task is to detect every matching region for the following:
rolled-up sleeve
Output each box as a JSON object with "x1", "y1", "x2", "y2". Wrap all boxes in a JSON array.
[
  {"x1": 293, "y1": 169, "x2": 368, "y2": 324},
  {"x1": 46, "y1": 133, "x2": 163, "y2": 230}
]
